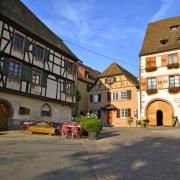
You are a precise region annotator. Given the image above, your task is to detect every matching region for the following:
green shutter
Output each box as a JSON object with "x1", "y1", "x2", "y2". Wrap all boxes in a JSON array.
[
  {"x1": 24, "y1": 38, "x2": 30, "y2": 51},
  {"x1": 44, "y1": 49, "x2": 49, "y2": 62},
  {"x1": 27, "y1": 67, "x2": 32, "y2": 82},
  {"x1": 41, "y1": 71, "x2": 48, "y2": 87},
  {"x1": 21, "y1": 64, "x2": 28, "y2": 81},
  {"x1": 32, "y1": 42, "x2": 36, "y2": 56},
  {"x1": 3, "y1": 57, "x2": 10, "y2": 75}
]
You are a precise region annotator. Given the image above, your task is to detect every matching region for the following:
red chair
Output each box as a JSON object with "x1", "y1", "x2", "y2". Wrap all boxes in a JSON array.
[
  {"x1": 61, "y1": 122, "x2": 70, "y2": 138},
  {"x1": 71, "y1": 122, "x2": 81, "y2": 139}
]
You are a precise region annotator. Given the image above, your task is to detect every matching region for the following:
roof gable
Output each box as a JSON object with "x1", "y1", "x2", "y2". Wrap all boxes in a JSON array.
[
  {"x1": 0, "y1": 0, "x2": 78, "y2": 61},
  {"x1": 140, "y1": 16, "x2": 180, "y2": 56},
  {"x1": 98, "y1": 62, "x2": 139, "y2": 88}
]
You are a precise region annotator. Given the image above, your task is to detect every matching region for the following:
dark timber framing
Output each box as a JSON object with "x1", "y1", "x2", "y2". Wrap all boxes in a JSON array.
[{"x1": 0, "y1": 17, "x2": 78, "y2": 106}]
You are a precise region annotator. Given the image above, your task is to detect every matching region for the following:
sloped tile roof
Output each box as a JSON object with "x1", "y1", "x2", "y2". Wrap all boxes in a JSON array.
[
  {"x1": 140, "y1": 16, "x2": 180, "y2": 56},
  {"x1": 0, "y1": 0, "x2": 78, "y2": 61},
  {"x1": 99, "y1": 62, "x2": 139, "y2": 87}
]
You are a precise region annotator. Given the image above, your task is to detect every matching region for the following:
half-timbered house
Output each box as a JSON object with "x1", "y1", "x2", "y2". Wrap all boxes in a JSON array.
[
  {"x1": 139, "y1": 16, "x2": 180, "y2": 126},
  {"x1": 0, "y1": 0, "x2": 79, "y2": 130},
  {"x1": 88, "y1": 62, "x2": 139, "y2": 127}
]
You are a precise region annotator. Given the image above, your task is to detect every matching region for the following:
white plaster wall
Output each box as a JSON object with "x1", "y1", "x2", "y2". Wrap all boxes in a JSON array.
[{"x1": 0, "y1": 92, "x2": 72, "y2": 128}]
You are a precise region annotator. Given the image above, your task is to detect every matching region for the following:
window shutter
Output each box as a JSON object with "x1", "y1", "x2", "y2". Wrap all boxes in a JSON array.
[
  {"x1": 98, "y1": 94, "x2": 101, "y2": 102},
  {"x1": 98, "y1": 110, "x2": 101, "y2": 118},
  {"x1": 2, "y1": 57, "x2": 10, "y2": 75},
  {"x1": 27, "y1": 67, "x2": 32, "y2": 83},
  {"x1": 90, "y1": 95, "x2": 93, "y2": 102},
  {"x1": 117, "y1": 109, "x2": 120, "y2": 118},
  {"x1": 140, "y1": 78, "x2": 147, "y2": 91},
  {"x1": 41, "y1": 71, "x2": 48, "y2": 87},
  {"x1": 24, "y1": 38, "x2": 30, "y2": 51},
  {"x1": 44, "y1": 49, "x2": 49, "y2": 62},
  {"x1": 128, "y1": 109, "x2": 131, "y2": 117},
  {"x1": 146, "y1": 57, "x2": 151, "y2": 68},
  {"x1": 127, "y1": 90, "x2": 131, "y2": 99},
  {"x1": 21, "y1": 64, "x2": 28, "y2": 81},
  {"x1": 161, "y1": 55, "x2": 168, "y2": 66},
  {"x1": 151, "y1": 57, "x2": 156, "y2": 67},
  {"x1": 64, "y1": 60, "x2": 68, "y2": 70},
  {"x1": 162, "y1": 76, "x2": 168, "y2": 88},
  {"x1": 157, "y1": 76, "x2": 163, "y2": 89},
  {"x1": 107, "y1": 92, "x2": 111, "y2": 101},
  {"x1": 32, "y1": 42, "x2": 37, "y2": 56},
  {"x1": 105, "y1": 78, "x2": 107, "y2": 83}
]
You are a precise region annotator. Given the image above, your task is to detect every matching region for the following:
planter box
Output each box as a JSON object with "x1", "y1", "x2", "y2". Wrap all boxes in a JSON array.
[{"x1": 29, "y1": 127, "x2": 55, "y2": 135}]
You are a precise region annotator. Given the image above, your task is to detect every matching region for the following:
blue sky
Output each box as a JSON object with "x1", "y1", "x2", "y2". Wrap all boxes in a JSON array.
[{"x1": 22, "y1": 0, "x2": 180, "y2": 76}]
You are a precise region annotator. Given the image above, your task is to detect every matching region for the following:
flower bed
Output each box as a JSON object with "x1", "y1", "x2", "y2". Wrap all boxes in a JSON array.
[
  {"x1": 167, "y1": 63, "x2": 179, "y2": 69},
  {"x1": 146, "y1": 89, "x2": 158, "y2": 95},
  {"x1": 145, "y1": 66, "x2": 157, "y2": 72},
  {"x1": 29, "y1": 122, "x2": 55, "y2": 135},
  {"x1": 168, "y1": 87, "x2": 180, "y2": 94}
]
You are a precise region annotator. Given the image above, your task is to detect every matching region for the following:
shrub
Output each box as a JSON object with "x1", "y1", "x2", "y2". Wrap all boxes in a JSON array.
[
  {"x1": 84, "y1": 119, "x2": 102, "y2": 132},
  {"x1": 127, "y1": 117, "x2": 133, "y2": 127}
]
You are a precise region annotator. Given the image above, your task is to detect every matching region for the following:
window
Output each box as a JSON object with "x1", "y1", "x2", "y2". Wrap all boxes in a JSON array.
[
  {"x1": 85, "y1": 71, "x2": 89, "y2": 79},
  {"x1": 41, "y1": 104, "x2": 51, "y2": 117},
  {"x1": 169, "y1": 76, "x2": 180, "y2": 88},
  {"x1": 112, "y1": 92, "x2": 118, "y2": 100},
  {"x1": 160, "y1": 39, "x2": 168, "y2": 45},
  {"x1": 86, "y1": 84, "x2": 91, "y2": 91},
  {"x1": 13, "y1": 33, "x2": 24, "y2": 50},
  {"x1": 90, "y1": 110, "x2": 101, "y2": 118},
  {"x1": 67, "y1": 62, "x2": 73, "y2": 74},
  {"x1": 170, "y1": 25, "x2": 179, "y2": 31},
  {"x1": 105, "y1": 77, "x2": 116, "y2": 84},
  {"x1": 66, "y1": 82, "x2": 73, "y2": 95},
  {"x1": 35, "y1": 45, "x2": 44, "y2": 60},
  {"x1": 90, "y1": 94, "x2": 101, "y2": 102},
  {"x1": 19, "y1": 107, "x2": 30, "y2": 115},
  {"x1": 121, "y1": 91, "x2": 128, "y2": 99},
  {"x1": 168, "y1": 54, "x2": 177, "y2": 64},
  {"x1": 147, "y1": 78, "x2": 156, "y2": 89},
  {"x1": 120, "y1": 109, "x2": 131, "y2": 118},
  {"x1": 9, "y1": 61, "x2": 20, "y2": 78},
  {"x1": 32, "y1": 69, "x2": 41, "y2": 85}
]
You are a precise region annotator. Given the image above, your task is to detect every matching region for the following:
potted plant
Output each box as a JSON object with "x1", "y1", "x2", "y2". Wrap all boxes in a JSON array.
[
  {"x1": 84, "y1": 118, "x2": 102, "y2": 140},
  {"x1": 146, "y1": 89, "x2": 158, "y2": 95},
  {"x1": 167, "y1": 63, "x2": 179, "y2": 69},
  {"x1": 168, "y1": 87, "x2": 180, "y2": 94},
  {"x1": 127, "y1": 117, "x2": 133, "y2": 127},
  {"x1": 140, "y1": 116, "x2": 147, "y2": 127},
  {"x1": 145, "y1": 66, "x2": 157, "y2": 72}
]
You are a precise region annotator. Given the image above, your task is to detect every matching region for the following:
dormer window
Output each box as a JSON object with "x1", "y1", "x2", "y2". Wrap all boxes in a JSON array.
[
  {"x1": 105, "y1": 76, "x2": 116, "y2": 84},
  {"x1": 85, "y1": 71, "x2": 89, "y2": 79},
  {"x1": 160, "y1": 39, "x2": 168, "y2": 45},
  {"x1": 170, "y1": 25, "x2": 179, "y2": 31}
]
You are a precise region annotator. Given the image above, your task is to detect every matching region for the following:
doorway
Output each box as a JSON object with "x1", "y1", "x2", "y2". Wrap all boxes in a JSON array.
[
  {"x1": 108, "y1": 110, "x2": 112, "y2": 125},
  {"x1": 156, "y1": 110, "x2": 163, "y2": 126},
  {"x1": 0, "y1": 102, "x2": 9, "y2": 130}
]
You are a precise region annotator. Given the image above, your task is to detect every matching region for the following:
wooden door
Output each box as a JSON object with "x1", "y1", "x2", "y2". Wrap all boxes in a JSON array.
[
  {"x1": 0, "y1": 103, "x2": 9, "y2": 130},
  {"x1": 108, "y1": 111, "x2": 113, "y2": 125}
]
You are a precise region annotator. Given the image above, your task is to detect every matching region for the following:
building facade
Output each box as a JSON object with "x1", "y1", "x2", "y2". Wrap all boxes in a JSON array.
[
  {"x1": 0, "y1": 0, "x2": 78, "y2": 130},
  {"x1": 139, "y1": 16, "x2": 180, "y2": 126},
  {"x1": 76, "y1": 63, "x2": 100, "y2": 116},
  {"x1": 88, "y1": 62, "x2": 139, "y2": 127}
]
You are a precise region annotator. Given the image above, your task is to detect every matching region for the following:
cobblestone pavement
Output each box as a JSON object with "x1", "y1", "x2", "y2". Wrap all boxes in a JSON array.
[
  {"x1": 83, "y1": 127, "x2": 180, "y2": 180},
  {"x1": 0, "y1": 132, "x2": 97, "y2": 180}
]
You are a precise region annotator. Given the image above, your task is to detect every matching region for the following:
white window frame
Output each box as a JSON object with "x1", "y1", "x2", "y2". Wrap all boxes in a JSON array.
[
  {"x1": 112, "y1": 92, "x2": 118, "y2": 100},
  {"x1": 168, "y1": 54, "x2": 177, "y2": 64},
  {"x1": 120, "y1": 91, "x2": 128, "y2": 100},
  {"x1": 169, "y1": 76, "x2": 180, "y2": 88},
  {"x1": 147, "y1": 78, "x2": 156, "y2": 89},
  {"x1": 92, "y1": 94, "x2": 99, "y2": 102}
]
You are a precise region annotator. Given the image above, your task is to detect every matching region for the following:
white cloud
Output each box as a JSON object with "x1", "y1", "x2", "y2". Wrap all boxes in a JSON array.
[{"x1": 150, "y1": 0, "x2": 179, "y2": 22}]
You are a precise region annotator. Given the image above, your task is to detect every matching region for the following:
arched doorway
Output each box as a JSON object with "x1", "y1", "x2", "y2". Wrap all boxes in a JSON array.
[
  {"x1": 156, "y1": 110, "x2": 163, "y2": 126},
  {"x1": 0, "y1": 99, "x2": 13, "y2": 131},
  {"x1": 146, "y1": 100, "x2": 173, "y2": 126}
]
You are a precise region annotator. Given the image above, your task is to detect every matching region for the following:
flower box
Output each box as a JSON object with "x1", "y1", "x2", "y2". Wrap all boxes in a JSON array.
[
  {"x1": 146, "y1": 89, "x2": 158, "y2": 95},
  {"x1": 29, "y1": 127, "x2": 55, "y2": 135},
  {"x1": 145, "y1": 66, "x2": 157, "y2": 72},
  {"x1": 167, "y1": 63, "x2": 179, "y2": 69},
  {"x1": 168, "y1": 87, "x2": 180, "y2": 94}
]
